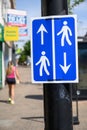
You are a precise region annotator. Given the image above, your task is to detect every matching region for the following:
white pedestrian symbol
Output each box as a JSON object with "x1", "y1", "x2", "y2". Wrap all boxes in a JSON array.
[
  {"x1": 35, "y1": 51, "x2": 50, "y2": 76},
  {"x1": 57, "y1": 21, "x2": 72, "y2": 46}
]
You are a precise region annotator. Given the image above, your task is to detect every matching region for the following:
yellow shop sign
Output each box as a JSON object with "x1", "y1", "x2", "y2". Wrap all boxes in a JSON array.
[{"x1": 4, "y1": 26, "x2": 19, "y2": 41}]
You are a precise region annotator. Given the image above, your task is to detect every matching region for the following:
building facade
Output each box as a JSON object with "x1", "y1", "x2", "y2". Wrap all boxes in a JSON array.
[{"x1": 0, "y1": 0, "x2": 15, "y2": 88}]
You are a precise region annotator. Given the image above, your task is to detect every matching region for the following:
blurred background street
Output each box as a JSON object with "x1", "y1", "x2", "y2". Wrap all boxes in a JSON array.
[{"x1": 0, "y1": 66, "x2": 87, "y2": 130}]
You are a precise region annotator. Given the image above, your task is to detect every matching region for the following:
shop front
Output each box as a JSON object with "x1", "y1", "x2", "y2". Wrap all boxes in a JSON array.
[{"x1": 0, "y1": 23, "x2": 4, "y2": 88}]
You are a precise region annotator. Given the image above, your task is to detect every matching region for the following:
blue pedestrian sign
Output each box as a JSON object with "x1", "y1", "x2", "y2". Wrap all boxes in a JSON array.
[{"x1": 31, "y1": 15, "x2": 79, "y2": 83}]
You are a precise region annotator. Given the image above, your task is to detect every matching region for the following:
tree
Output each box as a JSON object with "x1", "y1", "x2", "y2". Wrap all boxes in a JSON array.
[
  {"x1": 18, "y1": 40, "x2": 31, "y2": 64},
  {"x1": 68, "y1": 0, "x2": 85, "y2": 14},
  {"x1": 23, "y1": 40, "x2": 31, "y2": 56}
]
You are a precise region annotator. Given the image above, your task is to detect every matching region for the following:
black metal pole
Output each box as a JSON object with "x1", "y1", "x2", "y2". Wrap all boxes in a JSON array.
[{"x1": 41, "y1": 0, "x2": 73, "y2": 130}]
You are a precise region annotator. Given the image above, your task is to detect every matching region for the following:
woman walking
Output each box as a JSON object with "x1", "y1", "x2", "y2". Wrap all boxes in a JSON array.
[{"x1": 6, "y1": 61, "x2": 20, "y2": 104}]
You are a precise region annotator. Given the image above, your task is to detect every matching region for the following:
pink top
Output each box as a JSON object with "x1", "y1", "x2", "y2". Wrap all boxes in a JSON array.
[{"x1": 7, "y1": 66, "x2": 16, "y2": 78}]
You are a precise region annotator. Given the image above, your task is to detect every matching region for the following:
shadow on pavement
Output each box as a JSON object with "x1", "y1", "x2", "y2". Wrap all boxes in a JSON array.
[
  {"x1": 0, "y1": 100, "x2": 9, "y2": 104},
  {"x1": 21, "y1": 116, "x2": 44, "y2": 123},
  {"x1": 25, "y1": 95, "x2": 43, "y2": 100}
]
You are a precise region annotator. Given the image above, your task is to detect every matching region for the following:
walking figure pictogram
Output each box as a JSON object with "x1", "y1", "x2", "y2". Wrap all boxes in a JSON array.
[
  {"x1": 35, "y1": 51, "x2": 50, "y2": 76},
  {"x1": 57, "y1": 21, "x2": 72, "y2": 46}
]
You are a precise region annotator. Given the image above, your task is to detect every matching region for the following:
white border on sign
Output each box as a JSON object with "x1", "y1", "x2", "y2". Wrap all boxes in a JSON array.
[
  {"x1": 6, "y1": 9, "x2": 27, "y2": 15},
  {"x1": 31, "y1": 15, "x2": 79, "y2": 84}
]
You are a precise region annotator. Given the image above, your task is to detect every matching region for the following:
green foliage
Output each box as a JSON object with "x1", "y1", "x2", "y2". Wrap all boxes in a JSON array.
[
  {"x1": 68, "y1": 0, "x2": 85, "y2": 14},
  {"x1": 23, "y1": 40, "x2": 31, "y2": 56},
  {"x1": 19, "y1": 54, "x2": 26, "y2": 63},
  {"x1": 18, "y1": 40, "x2": 31, "y2": 64}
]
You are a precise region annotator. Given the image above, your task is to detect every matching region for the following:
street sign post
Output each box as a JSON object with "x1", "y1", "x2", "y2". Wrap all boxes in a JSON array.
[{"x1": 31, "y1": 15, "x2": 78, "y2": 83}]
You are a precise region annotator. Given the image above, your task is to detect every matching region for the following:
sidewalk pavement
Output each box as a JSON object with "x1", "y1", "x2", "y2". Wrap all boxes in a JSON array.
[
  {"x1": 0, "y1": 66, "x2": 87, "y2": 130},
  {"x1": 0, "y1": 66, "x2": 44, "y2": 130},
  {"x1": 73, "y1": 100, "x2": 87, "y2": 130}
]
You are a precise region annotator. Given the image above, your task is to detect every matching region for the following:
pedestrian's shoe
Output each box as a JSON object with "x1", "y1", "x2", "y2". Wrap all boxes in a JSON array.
[
  {"x1": 10, "y1": 100, "x2": 15, "y2": 105},
  {"x1": 8, "y1": 98, "x2": 11, "y2": 102}
]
